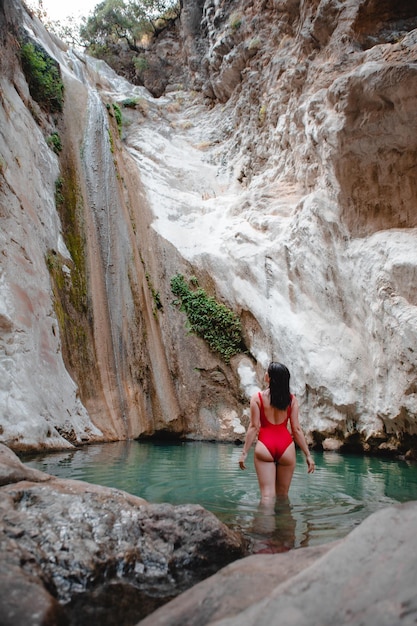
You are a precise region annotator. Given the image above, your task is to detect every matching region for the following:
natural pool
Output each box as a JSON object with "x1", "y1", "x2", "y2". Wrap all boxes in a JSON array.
[{"x1": 24, "y1": 440, "x2": 417, "y2": 554}]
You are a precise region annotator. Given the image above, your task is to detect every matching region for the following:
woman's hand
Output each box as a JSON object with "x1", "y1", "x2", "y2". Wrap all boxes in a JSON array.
[
  {"x1": 306, "y1": 454, "x2": 315, "y2": 473},
  {"x1": 239, "y1": 451, "x2": 247, "y2": 470}
]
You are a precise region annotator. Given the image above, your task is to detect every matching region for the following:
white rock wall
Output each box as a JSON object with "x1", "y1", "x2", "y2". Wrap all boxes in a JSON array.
[
  {"x1": 1, "y1": 0, "x2": 417, "y2": 453},
  {"x1": 0, "y1": 22, "x2": 103, "y2": 449}
]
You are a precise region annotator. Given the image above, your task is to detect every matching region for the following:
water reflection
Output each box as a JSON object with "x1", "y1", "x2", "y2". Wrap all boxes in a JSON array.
[
  {"x1": 22, "y1": 440, "x2": 417, "y2": 554},
  {"x1": 250, "y1": 498, "x2": 297, "y2": 553}
]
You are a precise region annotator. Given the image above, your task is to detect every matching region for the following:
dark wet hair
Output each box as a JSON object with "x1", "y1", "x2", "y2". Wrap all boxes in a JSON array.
[{"x1": 268, "y1": 362, "x2": 291, "y2": 410}]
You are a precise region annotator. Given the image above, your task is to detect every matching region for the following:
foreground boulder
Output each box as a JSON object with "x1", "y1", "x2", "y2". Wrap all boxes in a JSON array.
[
  {"x1": 137, "y1": 501, "x2": 417, "y2": 626},
  {"x1": 0, "y1": 444, "x2": 247, "y2": 625}
]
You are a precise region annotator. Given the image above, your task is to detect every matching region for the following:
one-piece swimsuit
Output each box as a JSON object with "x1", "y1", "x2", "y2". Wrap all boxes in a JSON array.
[{"x1": 257, "y1": 392, "x2": 293, "y2": 462}]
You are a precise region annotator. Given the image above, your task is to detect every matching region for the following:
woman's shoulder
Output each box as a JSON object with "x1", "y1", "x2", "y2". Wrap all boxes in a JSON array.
[
  {"x1": 289, "y1": 394, "x2": 299, "y2": 410},
  {"x1": 250, "y1": 389, "x2": 264, "y2": 405}
]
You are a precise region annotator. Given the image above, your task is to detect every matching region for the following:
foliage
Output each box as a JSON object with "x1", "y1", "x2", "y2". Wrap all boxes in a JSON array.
[
  {"x1": 248, "y1": 37, "x2": 261, "y2": 51},
  {"x1": 145, "y1": 272, "x2": 163, "y2": 316},
  {"x1": 170, "y1": 274, "x2": 244, "y2": 363},
  {"x1": 107, "y1": 127, "x2": 115, "y2": 153},
  {"x1": 258, "y1": 104, "x2": 266, "y2": 125},
  {"x1": 133, "y1": 54, "x2": 149, "y2": 73},
  {"x1": 229, "y1": 12, "x2": 242, "y2": 30},
  {"x1": 121, "y1": 96, "x2": 149, "y2": 116},
  {"x1": 112, "y1": 102, "x2": 123, "y2": 135},
  {"x1": 47, "y1": 132, "x2": 62, "y2": 154},
  {"x1": 55, "y1": 177, "x2": 64, "y2": 205},
  {"x1": 121, "y1": 97, "x2": 140, "y2": 108},
  {"x1": 105, "y1": 102, "x2": 123, "y2": 142},
  {"x1": 20, "y1": 40, "x2": 64, "y2": 113},
  {"x1": 79, "y1": 0, "x2": 181, "y2": 53}
]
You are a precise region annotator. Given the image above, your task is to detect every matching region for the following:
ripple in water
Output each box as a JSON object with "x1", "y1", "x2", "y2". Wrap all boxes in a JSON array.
[{"x1": 23, "y1": 440, "x2": 417, "y2": 554}]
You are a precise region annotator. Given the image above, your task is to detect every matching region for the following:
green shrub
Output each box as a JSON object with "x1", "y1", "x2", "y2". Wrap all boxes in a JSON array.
[
  {"x1": 121, "y1": 97, "x2": 149, "y2": 116},
  {"x1": 121, "y1": 97, "x2": 139, "y2": 108},
  {"x1": 171, "y1": 274, "x2": 243, "y2": 362},
  {"x1": 229, "y1": 12, "x2": 242, "y2": 30},
  {"x1": 106, "y1": 103, "x2": 122, "y2": 137},
  {"x1": 20, "y1": 41, "x2": 64, "y2": 113},
  {"x1": 133, "y1": 55, "x2": 149, "y2": 73},
  {"x1": 112, "y1": 103, "x2": 122, "y2": 136},
  {"x1": 107, "y1": 128, "x2": 114, "y2": 153},
  {"x1": 47, "y1": 132, "x2": 62, "y2": 154}
]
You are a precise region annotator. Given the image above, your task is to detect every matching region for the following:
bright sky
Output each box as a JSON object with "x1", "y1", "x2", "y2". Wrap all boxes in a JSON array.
[{"x1": 38, "y1": 0, "x2": 99, "y2": 21}]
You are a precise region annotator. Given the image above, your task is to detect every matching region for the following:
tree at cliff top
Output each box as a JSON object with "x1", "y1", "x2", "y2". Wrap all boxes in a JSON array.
[
  {"x1": 80, "y1": 0, "x2": 181, "y2": 54},
  {"x1": 77, "y1": 0, "x2": 181, "y2": 92}
]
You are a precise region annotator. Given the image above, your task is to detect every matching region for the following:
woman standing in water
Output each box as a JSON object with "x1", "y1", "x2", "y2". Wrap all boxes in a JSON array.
[{"x1": 239, "y1": 362, "x2": 315, "y2": 503}]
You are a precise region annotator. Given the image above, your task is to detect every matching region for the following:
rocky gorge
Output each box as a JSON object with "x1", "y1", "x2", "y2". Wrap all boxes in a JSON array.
[{"x1": 1, "y1": 0, "x2": 417, "y2": 455}]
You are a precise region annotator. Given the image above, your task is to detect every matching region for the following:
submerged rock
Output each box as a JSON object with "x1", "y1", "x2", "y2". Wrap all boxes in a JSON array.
[{"x1": 0, "y1": 444, "x2": 247, "y2": 625}]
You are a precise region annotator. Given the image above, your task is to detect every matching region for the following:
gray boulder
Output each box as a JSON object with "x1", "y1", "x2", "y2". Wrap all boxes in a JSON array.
[
  {"x1": 0, "y1": 444, "x2": 247, "y2": 625},
  {"x1": 137, "y1": 501, "x2": 417, "y2": 626}
]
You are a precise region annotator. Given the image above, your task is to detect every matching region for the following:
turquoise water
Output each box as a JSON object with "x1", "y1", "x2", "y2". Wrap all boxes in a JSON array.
[{"x1": 23, "y1": 440, "x2": 417, "y2": 554}]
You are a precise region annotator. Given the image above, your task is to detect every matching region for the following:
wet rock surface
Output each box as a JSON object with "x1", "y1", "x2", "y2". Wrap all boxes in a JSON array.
[
  {"x1": 137, "y1": 502, "x2": 417, "y2": 626},
  {"x1": 0, "y1": 445, "x2": 247, "y2": 626}
]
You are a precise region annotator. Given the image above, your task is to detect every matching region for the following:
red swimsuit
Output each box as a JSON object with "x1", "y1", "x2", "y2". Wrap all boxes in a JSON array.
[{"x1": 257, "y1": 392, "x2": 293, "y2": 462}]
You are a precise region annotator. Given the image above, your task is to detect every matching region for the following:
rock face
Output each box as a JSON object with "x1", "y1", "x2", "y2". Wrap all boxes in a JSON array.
[
  {"x1": 136, "y1": 500, "x2": 417, "y2": 626},
  {"x1": 171, "y1": 0, "x2": 417, "y2": 454},
  {"x1": 137, "y1": 543, "x2": 335, "y2": 626},
  {"x1": 0, "y1": 1, "x2": 104, "y2": 451},
  {"x1": 0, "y1": 444, "x2": 247, "y2": 625},
  {"x1": 0, "y1": 0, "x2": 417, "y2": 455}
]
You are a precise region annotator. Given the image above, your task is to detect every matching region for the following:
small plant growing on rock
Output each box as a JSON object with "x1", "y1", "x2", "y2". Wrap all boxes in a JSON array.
[
  {"x1": 47, "y1": 132, "x2": 62, "y2": 154},
  {"x1": 122, "y1": 97, "x2": 139, "y2": 108},
  {"x1": 145, "y1": 271, "x2": 163, "y2": 317},
  {"x1": 112, "y1": 103, "x2": 122, "y2": 133},
  {"x1": 258, "y1": 104, "x2": 267, "y2": 125},
  {"x1": 0, "y1": 156, "x2": 6, "y2": 177},
  {"x1": 133, "y1": 55, "x2": 149, "y2": 74},
  {"x1": 248, "y1": 37, "x2": 261, "y2": 52},
  {"x1": 54, "y1": 177, "x2": 64, "y2": 206},
  {"x1": 122, "y1": 96, "x2": 149, "y2": 116},
  {"x1": 107, "y1": 128, "x2": 115, "y2": 153},
  {"x1": 170, "y1": 273, "x2": 244, "y2": 363},
  {"x1": 229, "y1": 12, "x2": 242, "y2": 30},
  {"x1": 106, "y1": 102, "x2": 123, "y2": 138}
]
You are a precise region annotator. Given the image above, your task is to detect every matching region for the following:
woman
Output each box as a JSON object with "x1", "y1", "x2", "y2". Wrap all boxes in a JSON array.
[{"x1": 239, "y1": 362, "x2": 315, "y2": 502}]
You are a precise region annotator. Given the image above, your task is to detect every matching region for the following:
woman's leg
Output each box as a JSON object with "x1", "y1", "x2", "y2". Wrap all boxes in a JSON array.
[
  {"x1": 275, "y1": 442, "x2": 296, "y2": 497},
  {"x1": 254, "y1": 442, "x2": 277, "y2": 504}
]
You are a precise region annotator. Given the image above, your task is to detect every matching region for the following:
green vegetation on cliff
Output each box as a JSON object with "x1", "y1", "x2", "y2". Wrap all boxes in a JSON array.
[
  {"x1": 171, "y1": 274, "x2": 244, "y2": 363},
  {"x1": 20, "y1": 40, "x2": 64, "y2": 113},
  {"x1": 46, "y1": 170, "x2": 98, "y2": 397}
]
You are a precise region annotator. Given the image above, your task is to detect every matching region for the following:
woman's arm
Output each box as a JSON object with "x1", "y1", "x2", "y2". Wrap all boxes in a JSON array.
[
  {"x1": 239, "y1": 394, "x2": 261, "y2": 470},
  {"x1": 289, "y1": 396, "x2": 315, "y2": 473}
]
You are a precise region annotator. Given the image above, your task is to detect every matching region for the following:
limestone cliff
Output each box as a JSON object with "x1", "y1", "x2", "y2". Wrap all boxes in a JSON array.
[{"x1": 0, "y1": 0, "x2": 417, "y2": 456}]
